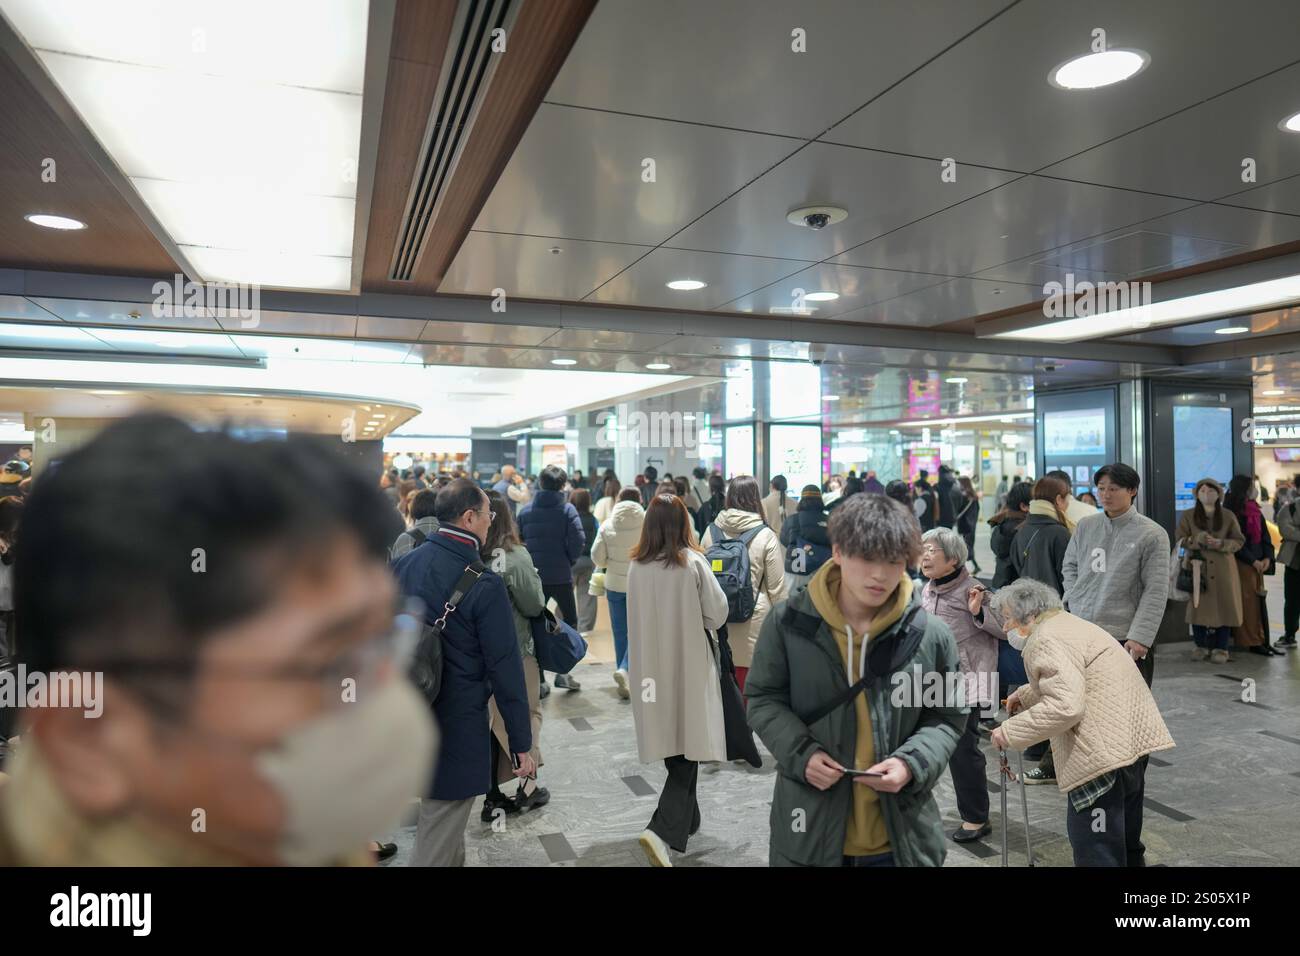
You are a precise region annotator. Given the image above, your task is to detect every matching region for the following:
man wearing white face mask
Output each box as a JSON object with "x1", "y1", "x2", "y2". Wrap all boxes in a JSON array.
[{"x1": 0, "y1": 416, "x2": 437, "y2": 867}]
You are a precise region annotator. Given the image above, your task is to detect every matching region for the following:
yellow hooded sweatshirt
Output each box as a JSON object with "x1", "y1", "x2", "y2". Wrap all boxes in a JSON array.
[{"x1": 808, "y1": 561, "x2": 912, "y2": 856}]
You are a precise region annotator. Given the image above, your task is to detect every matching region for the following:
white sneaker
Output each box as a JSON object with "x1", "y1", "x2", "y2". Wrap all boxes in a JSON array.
[
  {"x1": 613, "y1": 669, "x2": 630, "y2": 700},
  {"x1": 1210, "y1": 649, "x2": 1230, "y2": 664},
  {"x1": 638, "y1": 829, "x2": 673, "y2": 867},
  {"x1": 1190, "y1": 646, "x2": 1207, "y2": 661}
]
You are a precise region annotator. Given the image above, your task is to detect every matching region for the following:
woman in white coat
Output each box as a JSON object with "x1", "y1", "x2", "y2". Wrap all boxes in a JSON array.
[
  {"x1": 700, "y1": 475, "x2": 786, "y2": 693},
  {"x1": 590, "y1": 487, "x2": 644, "y2": 698},
  {"x1": 627, "y1": 493, "x2": 729, "y2": 866}
]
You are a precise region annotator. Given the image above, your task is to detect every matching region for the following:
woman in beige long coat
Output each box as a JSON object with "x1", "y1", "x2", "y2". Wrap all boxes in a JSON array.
[
  {"x1": 627, "y1": 493, "x2": 729, "y2": 866},
  {"x1": 1175, "y1": 477, "x2": 1244, "y2": 664},
  {"x1": 700, "y1": 475, "x2": 785, "y2": 693}
]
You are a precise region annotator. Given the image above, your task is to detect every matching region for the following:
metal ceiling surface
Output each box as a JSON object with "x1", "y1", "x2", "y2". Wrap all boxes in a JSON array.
[{"x1": 438, "y1": 0, "x2": 1300, "y2": 340}]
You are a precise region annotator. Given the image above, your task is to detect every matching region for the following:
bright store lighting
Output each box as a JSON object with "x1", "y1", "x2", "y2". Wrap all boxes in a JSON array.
[
  {"x1": 551, "y1": 358, "x2": 578, "y2": 366},
  {"x1": 1280, "y1": 111, "x2": 1300, "y2": 133},
  {"x1": 822, "y1": 395, "x2": 840, "y2": 401},
  {"x1": 991, "y1": 274, "x2": 1300, "y2": 343},
  {"x1": 945, "y1": 377, "x2": 968, "y2": 384},
  {"x1": 666, "y1": 279, "x2": 707, "y2": 291},
  {"x1": 25, "y1": 213, "x2": 86, "y2": 230},
  {"x1": 1049, "y1": 50, "x2": 1149, "y2": 90},
  {"x1": 2, "y1": 0, "x2": 368, "y2": 291},
  {"x1": 1214, "y1": 326, "x2": 1249, "y2": 335},
  {"x1": 1262, "y1": 389, "x2": 1285, "y2": 396}
]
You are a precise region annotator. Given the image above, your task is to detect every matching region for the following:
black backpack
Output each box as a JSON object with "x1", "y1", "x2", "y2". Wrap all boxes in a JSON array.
[{"x1": 705, "y1": 522, "x2": 764, "y2": 623}]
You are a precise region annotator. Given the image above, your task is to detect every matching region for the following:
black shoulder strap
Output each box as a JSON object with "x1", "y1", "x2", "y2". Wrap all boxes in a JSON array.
[
  {"x1": 799, "y1": 605, "x2": 928, "y2": 725},
  {"x1": 431, "y1": 560, "x2": 487, "y2": 630},
  {"x1": 408, "y1": 527, "x2": 427, "y2": 547}
]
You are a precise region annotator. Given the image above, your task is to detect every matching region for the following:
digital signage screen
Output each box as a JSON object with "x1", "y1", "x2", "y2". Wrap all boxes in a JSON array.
[
  {"x1": 1173, "y1": 405, "x2": 1233, "y2": 513},
  {"x1": 1043, "y1": 407, "x2": 1107, "y2": 457},
  {"x1": 768, "y1": 424, "x2": 821, "y2": 493}
]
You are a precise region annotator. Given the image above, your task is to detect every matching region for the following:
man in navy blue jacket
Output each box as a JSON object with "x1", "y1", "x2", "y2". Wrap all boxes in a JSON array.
[
  {"x1": 393, "y1": 478, "x2": 534, "y2": 866},
  {"x1": 517, "y1": 465, "x2": 587, "y2": 691}
]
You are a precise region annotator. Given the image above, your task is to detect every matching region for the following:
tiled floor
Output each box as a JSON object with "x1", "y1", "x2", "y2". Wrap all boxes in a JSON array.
[{"x1": 383, "y1": 525, "x2": 1300, "y2": 867}]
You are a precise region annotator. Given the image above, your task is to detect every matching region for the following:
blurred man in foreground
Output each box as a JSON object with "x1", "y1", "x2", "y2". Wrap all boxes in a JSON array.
[{"x1": 0, "y1": 415, "x2": 434, "y2": 865}]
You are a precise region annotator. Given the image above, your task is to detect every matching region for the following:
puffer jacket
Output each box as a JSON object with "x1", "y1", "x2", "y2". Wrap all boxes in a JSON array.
[
  {"x1": 701, "y1": 508, "x2": 785, "y2": 668},
  {"x1": 746, "y1": 582, "x2": 965, "y2": 867},
  {"x1": 919, "y1": 568, "x2": 1004, "y2": 708},
  {"x1": 779, "y1": 501, "x2": 831, "y2": 576},
  {"x1": 988, "y1": 511, "x2": 1027, "y2": 587},
  {"x1": 1000, "y1": 610, "x2": 1175, "y2": 792},
  {"x1": 590, "y1": 499, "x2": 644, "y2": 592},
  {"x1": 490, "y1": 543, "x2": 546, "y2": 657},
  {"x1": 517, "y1": 489, "x2": 585, "y2": 585}
]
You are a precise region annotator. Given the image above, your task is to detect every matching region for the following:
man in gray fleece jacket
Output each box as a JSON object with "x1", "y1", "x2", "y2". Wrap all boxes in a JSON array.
[{"x1": 1062, "y1": 462, "x2": 1169, "y2": 687}]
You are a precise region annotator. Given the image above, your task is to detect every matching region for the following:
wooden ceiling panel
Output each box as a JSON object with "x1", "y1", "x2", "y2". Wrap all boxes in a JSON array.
[
  {"x1": 0, "y1": 54, "x2": 179, "y2": 278},
  {"x1": 362, "y1": 0, "x2": 596, "y2": 295}
]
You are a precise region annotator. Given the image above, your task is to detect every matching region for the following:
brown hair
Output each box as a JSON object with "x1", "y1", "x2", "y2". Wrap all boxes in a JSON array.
[
  {"x1": 1032, "y1": 476, "x2": 1070, "y2": 525},
  {"x1": 631, "y1": 494, "x2": 701, "y2": 567},
  {"x1": 602, "y1": 475, "x2": 621, "y2": 500},
  {"x1": 672, "y1": 475, "x2": 690, "y2": 501},
  {"x1": 724, "y1": 474, "x2": 765, "y2": 524},
  {"x1": 481, "y1": 490, "x2": 522, "y2": 558},
  {"x1": 656, "y1": 480, "x2": 677, "y2": 497},
  {"x1": 570, "y1": 488, "x2": 592, "y2": 514},
  {"x1": 398, "y1": 480, "x2": 418, "y2": 518},
  {"x1": 617, "y1": 487, "x2": 641, "y2": 503}
]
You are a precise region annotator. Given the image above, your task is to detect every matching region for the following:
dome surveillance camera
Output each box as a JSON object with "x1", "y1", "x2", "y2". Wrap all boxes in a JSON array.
[
  {"x1": 808, "y1": 343, "x2": 828, "y2": 366},
  {"x1": 803, "y1": 212, "x2": 831, "y2": 230}
]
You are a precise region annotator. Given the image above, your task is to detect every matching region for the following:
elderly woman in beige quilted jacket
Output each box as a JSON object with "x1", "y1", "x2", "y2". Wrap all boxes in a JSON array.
[{"x1": 989, "y1": 579, "x2": 1174, "y2": 867}]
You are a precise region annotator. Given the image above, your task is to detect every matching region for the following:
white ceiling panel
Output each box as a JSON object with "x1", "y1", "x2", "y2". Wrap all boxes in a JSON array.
[
  {"x1": 545, "y1": 0, "x2": 1012, "y2": 138},
  {"x1": 82, "y1": 327, "x2": 244, "y2": 357},
  {"x1": 471, "y1": 104, "x2": 797, "y2": 246},
  {"x1": 587, "y1": 247, "x2": 810, "y2": 310},
  {"x1": 667, "y1": 142, "x2": 1019, "y2": 262},
  {"x1": 822, "y1": 0, "x2": 1300, "y2": 172},
  {"x1": 1217, "y1": 174, "x2": 1300, "y2": 217},
  {"x1": 725, "y1": 263, "x2": 944, "y2": 318},
  {"x1": 1043, "y1": 62, "x2": 1300, "y2": 200},
  {"x1": 832, "y1": 175, "x2": 1191, "y2": 275},
  {"x1": 0, "y1": 296, "x2": 59, "y2": 323},
  {"x1": 440, "y1": 231, "x2": 650, "y2": 300},
  {"x1": 837, "y1": 277, "x2": 1042, "y2": 327},
  {"x1": 977, "y1": 203, "x2": 1300, "y2": 284},
  {"x1": 29, "y1": 297, "x2": 223, "y2": 330}
]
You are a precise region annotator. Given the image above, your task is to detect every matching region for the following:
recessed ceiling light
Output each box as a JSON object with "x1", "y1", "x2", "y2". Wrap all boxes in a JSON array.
[
  {"x1": 1215, "y1": 326, "x2": 1249, "y2": 335},
  {"x1": 645, "y1": 362, "x2": 672, "y2": 370},
  {"x1": 805, "y1": 291, "x2": 840, "y2": 302},
  {"x1": 666, "y1": 279, "x2": 706, "y2": 291},
  {"x1": 551, "y1": 357, "x2": 578, "y2": 365},
  {"x1": 1279, "y1": 111, "x2": 1300, "y2": 133},
  {"x1": 822, "y1": 395, "x2": 840, "y2": 401},
  {"x1": 25, "y1": 213, "x2": 87, "y2": 230},
  {"x1": 1262, "y1": 389, "x2": 1285, "y2": 396},
  {"x1": 1049, "y1": 49, "x2": 1150, "y2": 90},
  {"x1": 946, "y1": 377, "x2": 969, "y2": 384},
  {"x1": 889, "y1": 429, "x2": 900, "y2": 435}
]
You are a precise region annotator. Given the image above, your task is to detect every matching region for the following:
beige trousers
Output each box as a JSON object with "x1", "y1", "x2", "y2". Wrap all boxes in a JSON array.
[{"x1": 487, "y1": 653, "x2": 543, "y2": 785}]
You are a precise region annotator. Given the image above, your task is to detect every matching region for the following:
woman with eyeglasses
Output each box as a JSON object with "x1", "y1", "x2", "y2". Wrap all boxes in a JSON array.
[{"x1": 481, "y1": 491, "x2": 551, "y2": 820}]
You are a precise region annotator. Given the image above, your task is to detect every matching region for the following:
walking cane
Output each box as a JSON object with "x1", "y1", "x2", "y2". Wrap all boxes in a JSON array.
[
  {"x1": 1015, "y1": 749, "x2": 1035, "y2": 867},
  {"x1": 998, "y1": 748, "x2": 1009, "y2": 866}
]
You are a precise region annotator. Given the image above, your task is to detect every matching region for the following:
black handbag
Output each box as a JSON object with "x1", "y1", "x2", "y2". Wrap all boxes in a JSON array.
[{"x1": 709, "y1": 624, "x2": 761, "y2": 767}]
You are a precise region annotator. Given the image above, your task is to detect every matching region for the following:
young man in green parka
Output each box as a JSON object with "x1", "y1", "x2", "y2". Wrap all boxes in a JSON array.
[{"x1": 747, "y1": 492, "x2": 966, "y2": 867}]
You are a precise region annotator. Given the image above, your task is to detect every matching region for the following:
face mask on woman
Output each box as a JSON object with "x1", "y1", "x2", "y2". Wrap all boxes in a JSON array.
[
  {"x1": 1197, "y1": 488, "x2": 1218, "y2": 508},
  {"x1": 1007, "y1": 626, "x2": 1030, "y2": 651}
]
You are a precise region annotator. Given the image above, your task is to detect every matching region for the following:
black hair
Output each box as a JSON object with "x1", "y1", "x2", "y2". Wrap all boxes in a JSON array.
[
  {"x1": 644, "y1": 464, "x2": 658, "y2": 481},
  {"x1": 410, "y1": 488, "x2": 438, "y2": 521},
  {"x1": 539, "y1": 464, "x2": 567, "y2": 492},
  {"x1": 884, "y1": 480, "x2": 912, "y2": 508},
  {"x1": 771, "y1": 474, "x2": 788, "y2": 513},
  {"x1": 1045, "y1": 469, "x2": 1072, "y2": 486},
  {"x1": 917, "y1": 469, "x2": 929, "y2": 480},
  {"x1": 412, "y1": 464, "x2": 425, "y2": 478},
  {"x1": 1094, "y1": 462, "x2": 1140, "y2": 492},
  {"x1": 708, "y1": 473, "x2": 725, "y2": 497},
  {"x1": 434, "y1": 477, "x2": 487, "y2": 523},
  {"x1": 693, "y1": 466, "x2": 707, "y2": 480},
  {"x1": 15, "y1": 415, "x2": 401, "y2": 693}
]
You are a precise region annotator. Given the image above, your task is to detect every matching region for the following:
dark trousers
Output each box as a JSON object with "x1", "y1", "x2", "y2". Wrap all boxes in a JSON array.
[
  {"x1": 842, "y1": 851, "x2": 895, "y2": 867},
  {"x1": 647, "y1": 755, "x2": 700, "y2": 853},
  {"x1": 541, "y1": 583, "x2": 579, "y2": 682},
  {"x1": 1136, "y1": 643, "x2": 1155, "y2": 688},
  {"x1": 543, "y1": 582, "x2": 578, "y2": 628},
  {"x1": 1285, "y1": 566, "x2": 1300, "y2": 638},
  {"x1": 1192, "y1": 624, "x2": 1231, "y2": 650},
  {"x1": 1065, "y1": 757, "x2": 1148, "y2": 867},
  {"x1": 949, "y1": 709, "x2": 990, "y2": 824}
]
